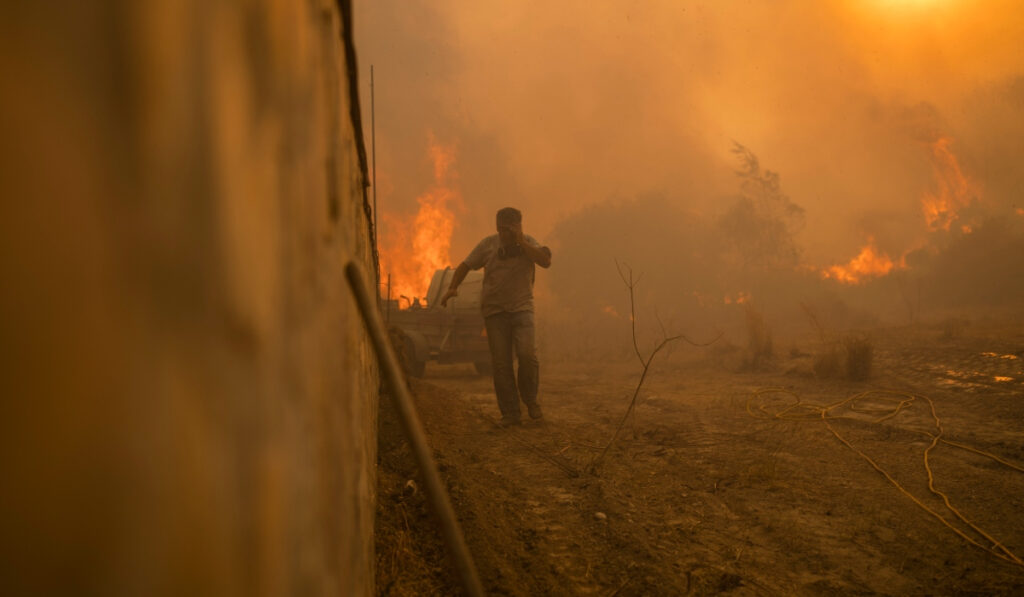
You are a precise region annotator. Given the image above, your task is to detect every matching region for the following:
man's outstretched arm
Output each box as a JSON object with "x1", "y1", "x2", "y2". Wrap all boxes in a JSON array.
[{"x1": 439, "y1": 262, "x2": 470, "y2": 307}]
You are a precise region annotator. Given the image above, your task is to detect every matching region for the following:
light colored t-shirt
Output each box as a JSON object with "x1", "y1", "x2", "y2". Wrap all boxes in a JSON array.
[{"x1": 463, "y1": 234, "x2": 547, "y2": 317}]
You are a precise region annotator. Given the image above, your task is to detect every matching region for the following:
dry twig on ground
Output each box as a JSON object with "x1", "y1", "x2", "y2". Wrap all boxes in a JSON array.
[{"x1": 588, "y1": 261, "x2": 721, "y2": 473}]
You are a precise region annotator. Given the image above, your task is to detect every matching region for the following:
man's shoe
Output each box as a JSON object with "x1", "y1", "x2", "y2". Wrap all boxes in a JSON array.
[
  {"x1": 500, "y1": 416, "x2": 522, "y2": 428},
  {"x1": 527, "y1": 403, "x2": 543, "y2": 420}
]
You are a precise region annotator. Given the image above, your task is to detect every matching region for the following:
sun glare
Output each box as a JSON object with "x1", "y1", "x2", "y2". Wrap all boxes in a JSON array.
[{"x1": 867, "y1": 0, "x2": 950, "y2": 10}]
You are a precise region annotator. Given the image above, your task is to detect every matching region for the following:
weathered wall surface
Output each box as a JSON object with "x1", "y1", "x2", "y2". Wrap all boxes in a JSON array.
[{"x1": 0, "y1": 1, "x2": 377, "y2": 594}]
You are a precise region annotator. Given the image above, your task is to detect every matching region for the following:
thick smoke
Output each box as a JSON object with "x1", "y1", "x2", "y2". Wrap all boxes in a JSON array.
[{"x1": 357, "y1": 0, "x2": 1024, "y2": 341}]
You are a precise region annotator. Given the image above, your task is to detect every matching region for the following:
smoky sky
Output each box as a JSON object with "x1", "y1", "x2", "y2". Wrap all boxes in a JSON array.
[{"x1": 355, "y1": 0, "x2": 1024, "y2": 268}]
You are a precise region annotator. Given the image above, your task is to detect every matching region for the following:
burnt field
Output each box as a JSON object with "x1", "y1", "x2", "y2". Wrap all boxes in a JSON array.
[{"x1": 376, "y1": 320, "x2": 1024, "y2": 596}]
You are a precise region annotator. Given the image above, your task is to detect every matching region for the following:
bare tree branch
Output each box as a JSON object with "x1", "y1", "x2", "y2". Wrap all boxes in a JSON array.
[
  {"x1": 675, "y1": 329, "x2": 725, "y2": 347},
  {"x1": 615, "y1": 259, "x2": 644, "y2": 365},
  {"x1": 591, "y1": 261, "x2": 726, "y2": 473},
  {"x1": 655, "y1": 308, "x2": 668, "y2": 341},
  {"x1": 589, "y1": 334, "x2": 679, "y2": 473}
]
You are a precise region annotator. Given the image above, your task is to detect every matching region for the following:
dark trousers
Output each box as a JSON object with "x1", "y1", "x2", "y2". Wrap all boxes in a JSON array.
[{"x1": 484, "y1": 310, "x2": 539, "y2": 420}]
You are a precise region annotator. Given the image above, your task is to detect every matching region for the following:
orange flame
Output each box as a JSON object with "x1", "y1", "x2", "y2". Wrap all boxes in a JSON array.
[
  {"x1": 822, "y1": 238, "x2": 897, "y2": 284},
  {"x1": 921, "y1": 137, "x2": 979, "y2": 231},
  {"x1": 380, "y1": 139, "x2": 461, "y2": 305}
]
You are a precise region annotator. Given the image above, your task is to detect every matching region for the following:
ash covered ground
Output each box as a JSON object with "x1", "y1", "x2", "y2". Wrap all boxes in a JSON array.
[{"x1": 377, "y1": 318, "x2": 1024, "y2": 595}]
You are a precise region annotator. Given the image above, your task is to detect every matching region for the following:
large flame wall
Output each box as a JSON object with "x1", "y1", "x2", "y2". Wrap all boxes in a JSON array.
[{"x1": 379, "y1": 139, "x2": 462, "y2": 304}]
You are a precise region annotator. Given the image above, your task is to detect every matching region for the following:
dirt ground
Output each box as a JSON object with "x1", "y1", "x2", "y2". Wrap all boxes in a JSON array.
[{"x1": 375, "y1": 321, "x2": 1024, "y2": 596}]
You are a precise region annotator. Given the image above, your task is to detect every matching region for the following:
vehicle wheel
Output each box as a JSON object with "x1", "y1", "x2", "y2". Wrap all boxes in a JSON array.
[
  {"x1": 403, "y1": 335, "x2": 426, "y2": 378},
  {"x1": 473, "y1": 360, "x2": 492, "y2": 376}
]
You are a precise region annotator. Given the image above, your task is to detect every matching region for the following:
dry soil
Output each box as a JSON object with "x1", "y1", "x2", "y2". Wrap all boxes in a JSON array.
[{"x1": 376, "y1": 322, "x2": 1024, "y2": 596}]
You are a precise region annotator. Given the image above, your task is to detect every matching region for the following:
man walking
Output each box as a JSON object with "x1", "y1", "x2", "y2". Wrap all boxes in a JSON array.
[{"x1": 440, "y1": 207, "x2": 552, "y2": 426}]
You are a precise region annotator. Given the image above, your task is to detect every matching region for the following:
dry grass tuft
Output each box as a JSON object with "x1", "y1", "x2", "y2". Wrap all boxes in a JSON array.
[
  {"x1": 812, "y1": 336, "x2": 873, "y2": 381},
  {"x1": 375, "y1": 496, "x2": 449, "y2": 596},
  {"x1": 743, "y1": 305, "x2": 774, "y2": 370},
  {"x1": 843, "y1": 334, "x2": 873, "y2": 381}
]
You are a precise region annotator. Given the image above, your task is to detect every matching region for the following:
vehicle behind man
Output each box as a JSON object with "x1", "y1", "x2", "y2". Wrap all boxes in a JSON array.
[{"x1": 386, "y1": 268, "x2": 491, "y2": 377}]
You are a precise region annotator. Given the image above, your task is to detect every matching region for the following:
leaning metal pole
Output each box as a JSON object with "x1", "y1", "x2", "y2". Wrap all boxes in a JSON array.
[{"x1": 344, "y1": 261, "x2": 484, "y2": 597}]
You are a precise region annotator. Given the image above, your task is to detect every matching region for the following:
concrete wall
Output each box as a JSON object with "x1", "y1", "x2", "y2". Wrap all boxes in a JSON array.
[{"x1": 0, "y1": 1, "x2": 378, "y2": 594}]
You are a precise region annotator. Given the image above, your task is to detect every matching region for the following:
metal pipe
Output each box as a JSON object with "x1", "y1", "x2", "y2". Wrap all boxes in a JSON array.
[{"x1": 344, "y1": 261, "x2": 484, "y2": 597}]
